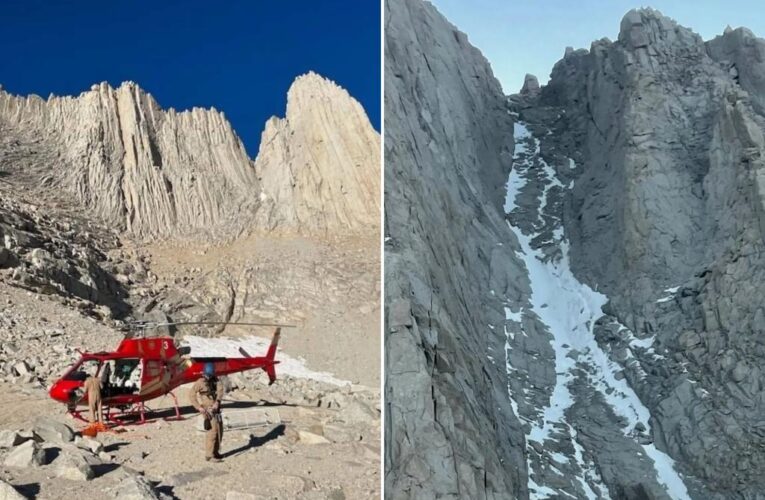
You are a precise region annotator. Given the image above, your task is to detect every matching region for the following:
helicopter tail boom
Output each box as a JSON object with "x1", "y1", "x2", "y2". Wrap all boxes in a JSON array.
[
  {"x1": 234, "y1": 328, "x2": 280, "y2": 385},
  {"x1": 266, "y1": 328, "x2": 281, "y2": 361}
]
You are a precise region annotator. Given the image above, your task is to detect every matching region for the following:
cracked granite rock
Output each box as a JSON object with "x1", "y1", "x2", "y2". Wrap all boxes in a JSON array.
[
  {"x1": 518, "y1": 8, "x2": 765, "y2": 499},
  {"x1": 386, "y1": 1, "x2": 765, "y2": 499},
  {"x1": 384, "y1": 0, "x2": 527, "y2": 498},
  {"x1": 0, "y1": 73, "x2": 379, "y2": 241}
]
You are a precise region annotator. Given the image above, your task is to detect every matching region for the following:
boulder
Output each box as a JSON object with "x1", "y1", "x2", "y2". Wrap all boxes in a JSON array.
[
  {"x1": 75, "y1": 436, "x2": 103, "y2": 454},
  {"x1": 54, "y1": 450, "x2": 94, "y2": 481},
  {"x1": 109, "y1": 472, "x2": 159, "y2": 499},
  {"x1": 12, "y1": 361, "x2": 30, "y2": 376},
  {"x1": 0, "y1": 430, "x2": 24, "y2": 448},
  {"x1": 297, "y1": 430, "x2": 330, "y2": 445},
  {"x1": 731, "y1": 361, "x2": 749, "y2": 383},
  {"x1": 619, "y1": 9, "x2": 650, "y2": 48},
  {"x1": 520, "y1": 74, "x2": 540, "y2": 95},
  {"x1": 0, "y1": 248, "x2": 11, "y2": 268},
  {"x1": 323, "y1": 423, "x2": 361, "y2": 443},
  {"x1": 0, "y1": 479, "x2": 26, "y2": 500},
  {"x1": 3, "y1": 440, "x2": 46, "y2": 468},
  {"x1": 33, "y1": 417, "x2": 74, "y2": 443},
  {"x1": 17, "y1": 430, "x2": 42, "y2": 443},
  {"x1": 340, "y1": 399, "x2": 378, "y2": 423},
  {"x1": 220, "y1": 408, "x2": 281, "y2": 431}
]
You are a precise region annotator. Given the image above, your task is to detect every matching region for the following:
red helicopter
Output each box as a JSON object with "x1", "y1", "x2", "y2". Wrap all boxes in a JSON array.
[{"x1": 48, "y1": 321, "x2": 291, "y2": 425}]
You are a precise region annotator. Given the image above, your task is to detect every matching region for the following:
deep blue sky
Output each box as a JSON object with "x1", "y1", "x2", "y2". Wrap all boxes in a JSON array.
[
  {"x1": 0, "y1": 0, "x2": 381, "y2": 155},
  {"x1": 432, "y1": 0, "x2": 765, "y2": 94}
]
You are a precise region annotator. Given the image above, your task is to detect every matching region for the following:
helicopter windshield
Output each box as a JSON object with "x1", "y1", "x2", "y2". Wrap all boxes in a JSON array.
[{"x1": 63, "y1": 358, "x2": 101, "y2": 382}]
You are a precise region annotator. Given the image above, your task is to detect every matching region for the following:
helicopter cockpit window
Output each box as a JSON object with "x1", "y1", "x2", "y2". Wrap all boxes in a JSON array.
[
  {"x1": 109, "y1": 358, "x2": 142, "y2": 395},
  {"x1": 64, "y1": 359, "x2": 101, "y2": 381}
]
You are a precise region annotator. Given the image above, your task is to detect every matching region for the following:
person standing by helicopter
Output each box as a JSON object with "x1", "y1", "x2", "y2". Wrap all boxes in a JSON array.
[
  {"x1": 191, "y1": 362, "x2": 225, "y2": 462},
  {"x1": 82, "y1": 365, "x2": 105, "y2": 427}
]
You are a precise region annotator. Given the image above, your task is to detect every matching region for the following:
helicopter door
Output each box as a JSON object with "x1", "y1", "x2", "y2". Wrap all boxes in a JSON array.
[
  {"x1": 143, "y1": 360, "x2": 170, "y2": 394},
  {"x1": 145, "y1": 360, "x2": 161, "y2": 379}
]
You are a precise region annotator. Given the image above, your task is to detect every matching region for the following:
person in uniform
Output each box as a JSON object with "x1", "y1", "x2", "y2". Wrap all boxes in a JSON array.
[
  {"x1": 82, "y1": 367, "x2": 104, "y2": 425},
  {"x1": 191, "y1": 362, "x2": 224, "y2": 462}
]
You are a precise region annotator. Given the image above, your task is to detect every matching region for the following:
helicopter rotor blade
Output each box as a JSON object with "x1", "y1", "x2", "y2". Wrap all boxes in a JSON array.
[{"x1": 126, "y1": 321, "x2": 297, "y2": 330}]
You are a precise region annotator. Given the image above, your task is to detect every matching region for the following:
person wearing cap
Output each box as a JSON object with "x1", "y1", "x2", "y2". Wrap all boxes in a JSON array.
[{"x1": 190, "y1": 362, "x2": 225, "y2": 461}]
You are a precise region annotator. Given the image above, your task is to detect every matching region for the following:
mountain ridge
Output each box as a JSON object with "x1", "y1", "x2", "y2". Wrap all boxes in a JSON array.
[{"x1": 0, "y1": 71, "x2": 380, "y2": 241}]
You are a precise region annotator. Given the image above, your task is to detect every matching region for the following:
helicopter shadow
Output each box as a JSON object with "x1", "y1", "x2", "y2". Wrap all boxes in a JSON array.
[{"x1": 223, "y1": 424, "x2": 286, "y2": 458}]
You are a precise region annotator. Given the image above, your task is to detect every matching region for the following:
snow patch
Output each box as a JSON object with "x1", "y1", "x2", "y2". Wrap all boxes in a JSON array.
[
  {"x1": 504, "y1": 120, "x2": 690, "y2": 500},
  {"x1": 505, "y1": 306, "x2": 523, "y2": 323},
  {"x1": 656, "y1": 286, "x2": 680, "y2": 304},
  {"x1": 644, "y1": 444, "x2": 691, "y2": 500}
]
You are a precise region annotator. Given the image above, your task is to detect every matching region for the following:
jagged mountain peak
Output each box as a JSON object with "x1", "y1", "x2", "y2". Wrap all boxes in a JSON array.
[
  {"x1": 0, "y1": 71, "x2": 379, "y2": 240},
  {"x1": 520, "y1": 73, "x2": 540, "y2": 95},
  {"x1": 285, "y1": 71, "x2": 372, "y2": 129},
  {"x1": 618, "y1": 7, "x2": 702, "y2": 50},
  {"x1": 253, "y1": 71, "x2": 380, "y2": 235},
  {"x1": 288, "y1": 70, "x2": 346, "y2": 96}
]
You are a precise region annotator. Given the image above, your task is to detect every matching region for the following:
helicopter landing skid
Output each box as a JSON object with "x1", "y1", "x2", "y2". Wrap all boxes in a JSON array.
[
  {"x1": 69, "y1": 397, "x2": 183, "y2": 426},
  {"x1": 108, "y1": 401, "x2": 149, "y2": 426},
  {"x1": 70, "y1": 403, "x2": 147, "y2": 426},
  {"x1": 68, "y1": 409, "x2": 90, "y2": 424},
  {"x1": 162, "y1": 391, "x2": 184, "y2": 422}
]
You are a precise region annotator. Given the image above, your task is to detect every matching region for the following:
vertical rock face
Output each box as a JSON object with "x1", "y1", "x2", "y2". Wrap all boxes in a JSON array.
[
  {"x1": 0, "y1": 73, "x2": 380, "y2": 240},
  {"x1": 516, "y1": 7, "x2": 765, "y2": 499},
  {"x1": 384, "y1": 0, "x2": 527, "y2": 498},
  {"x1": 253, "y1": 72, "x2": 380, "y2": 235},
  {"x1": 0, "y1": 82, "x2": 257, "y2": 240},
  {"x1": 387, "y1": 2, "x2": 765, "y2": 499}
]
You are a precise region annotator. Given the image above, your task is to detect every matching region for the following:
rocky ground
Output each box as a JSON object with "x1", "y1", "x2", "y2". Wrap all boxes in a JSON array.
[
  {"x1": 0, "y1": 381, "x2": 379, "y2": 499},
  {"x1": 0, "y1": 279, "x2": 380, "y2": 499}
]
